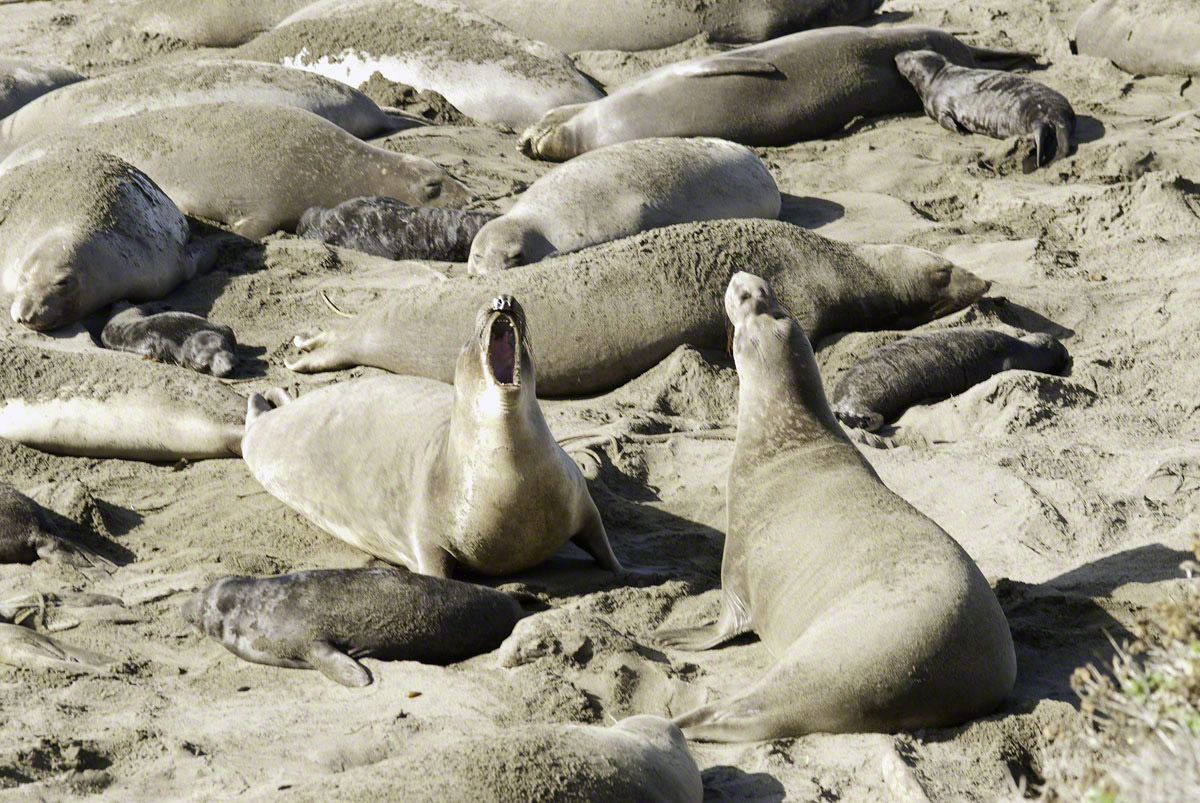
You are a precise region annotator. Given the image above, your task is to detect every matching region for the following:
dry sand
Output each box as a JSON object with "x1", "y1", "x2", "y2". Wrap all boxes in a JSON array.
[{"x1": 1, "y1": 0, "x2": 1198, "y2": 799}]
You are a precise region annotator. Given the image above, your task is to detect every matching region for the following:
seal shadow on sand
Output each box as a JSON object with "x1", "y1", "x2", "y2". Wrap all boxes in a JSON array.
[
  {"x1": 777, "y1": 193, "x2": 845, "y2": 230},
  {"x1": 37, "y1": 498, "x2": 140, "y2": 568},
  {"x1": 701, "y1": 765, "x2": 787, "y2": 802}
]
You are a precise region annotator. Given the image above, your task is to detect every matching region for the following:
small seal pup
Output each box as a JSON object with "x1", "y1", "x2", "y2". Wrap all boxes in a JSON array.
[
  {"x1": 297, "y1": 196, "x2": 498, "y2": 262},
  {"x1": 0, "y1": 102, "x2": 474, "y2": 241},
  {"x1": 295, "y1": 716, "x2": 703, "y2": 802},
  {"x1": 182, "y1": 568, "x2": 524, "y2": 686},
  {"x1": 653, "y1": 272, "x2": 1015, "y2": 741},
  {"x1": 0, "y1": 147, "x2": 206, "y2": 331},
  {"x1": 520, "y1": 25, "x2": 1031, "y2": 160},
  {"x1": 101, "y1": 303, "x2": 238, "y2": 377},
  {"x1": 467, "y1": 137, "x2": 781, "y2": 275},
  {"x1": 0, "y1": 59, "x2": 83, "y2": 120},
  {"x1": 0, "y1": 483, "x2": 115, "y2": 575},
  {"x1": 286, "y1": 219, "x2": 989, "y2": 396},
  {"x1": 243, "y1": 295, "x2": 621, "y2": 577},
  {"x1": 1072, "y1": 0, "x2": 1200, "y2": 77},
  {"x1": 831, "y1": 328, "x2": 1070, "y2": 431},
  {"x1": 895, "y1": 50, "x2": 1077, "y2": 172}
]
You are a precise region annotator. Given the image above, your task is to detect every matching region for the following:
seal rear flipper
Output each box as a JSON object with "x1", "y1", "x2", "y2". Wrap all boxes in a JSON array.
[
  {"x1": 0, "y1": 623, "x2": 114, "y2": 674},
  {"x1": 306, "y1": 641, "x2": 371, "y2": 687},
  {"x1": 964, "y1": 45, "x2": 1037, "y2": 70},
  {"x1": 674, "y1": 57, "x2": 781, "y2": 79},
  {"x1": 36, "y1": 536, "x2": 118, "y2": 579}
]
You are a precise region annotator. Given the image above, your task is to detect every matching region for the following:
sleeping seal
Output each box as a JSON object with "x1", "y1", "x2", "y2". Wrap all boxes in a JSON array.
[
  {"x1": 0, "y1": 483, "x2": 115, "y2": 575},
  {"x1": 896, "y1": 50, "x2": 1077, "y2": 172},
  {"x1": 298, "y1": 196, "x2": 497, "y2": 262},
  {"x1": 520, "y1": 25, "x2": 1031, "y2": 160},
  {"x1": 653, "y1": 273, "x2": 1015, "y2": 741},
  {"x1": 101, "y1": 303, "x2": 238, "y2": 377},
  {"x1": 467, "y1": 137, "x2": 780, "y2": 275},
  {"x1": 0, "y1": 59, "x2": 83, "y2": 120},
  {"x1": 0, "y1": 102, "x2": 473, "y2": 241},
  {"x1": 127, "y1": 0, "x2": 314, "y2": 47},
  {"x1": 0, "y1": 148, "x2": 205, "y2": 331},
  {"x1": 182, "y1": 568, "x2": 524, "y2": 686},
  {"x1": 243, "y1": 295, "x2": 621, "y2": 577},
  {"x1": 1072, "y1": 0, "x2": 1200, "y2": 77},
  {"x1": 831, "y1": 328, "x2": 1069, "y2": 431},
  {"x1": 286, "y1": 219, "x2": 989, "y2": 396}
]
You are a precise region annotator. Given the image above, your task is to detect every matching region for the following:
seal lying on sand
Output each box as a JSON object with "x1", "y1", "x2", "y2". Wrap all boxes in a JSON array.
[
  {"x1": 298, "y1": 196, "x2": 497, "y2": 262},
  {"x1": 457, "y1": 0, "x2": 885, "y2": 53},
  {"x1": 183, "y1": 568, "x2": 524, "y2": 686},
  {"x1": 0, "y1": 483, "x2": 115, "y2": 575},
  {"x1": 101, "y1": 303, "x2": 238, "y2": 377},
  {"x1": 467, "y1": 137, "x2": 780, "y2": 275},
  {"x1": 521, "y1": 25, "x2": 1031, "y2": 160},
  {"x1": 235, "y1": 0, "x2": 603, "y2": 128},
  {"x1": 1, "y1": 103, "x2": 473, "y2": 241},
  {"x1": 654, "y1": 273, "x2": 1015, "y2": 741},
  {"x1": 831, "y1": 328, "x2": 1069, "y2": 431},
  {"x1": 297, "y1": 716, "x2": 703, "y2": 802},
  {"x1": 0, "y1": 623, "x2": 115, "y2": 674},
  {"x1": 0, "y1": 60, "x2": 415, "y2": 157},
  {"x1": 1072, "y1": 0, "x2": 1200, "y2": 77},
  {"x1": 0, "y1": 148, "x2": 206, "y2": 331},
  {"x1": 896, "y1": 50, "x2": 1077, "y2": 172},
  {"x1": 0, "y1": 344, "x2": 245, "y2": 461},
  {"x1": 287, "y1": 219, "x2": 989, "y2": 396},
  {"x1": 0, "y1": 59, "x2": 83, "y2": 120},
  {"x1": 127, "y1": 0, "x2": 314, "y2": 46},
  {"x1": 244, "y1": 296, "x2": 621, "y2": 577}
]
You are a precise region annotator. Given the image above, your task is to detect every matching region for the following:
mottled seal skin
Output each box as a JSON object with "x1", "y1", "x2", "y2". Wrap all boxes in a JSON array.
[
  {"x1": 896, "y1": 50, "x2": 1077, "y2": 172},
  {"x1": 297, "y1": 196, "x2": 497, "y2": 262},
  {"x1": 467, "y1": 137, "x2": 781, "y2": 275},
  {"x1": 0, "y1": 483, "x2": 115, "y2": 575},
  {"x1": 654, "y1": 272, "x2": 1015, "y2": 741},
  {"x1": 101, "y1": 303, "x2": 238, "y2": 377},
  {"x1": 0, "y1": 102, "x2": 474, "y2": 241},
  {"x1": 458, "y1": 0, "x2": 885, "y2": 53},
  {"x1": 0, "y1": 148, "x2": 203, "y2": 331},
  {"x1": 0, "y1": 59, "x2": 83, "y2": 120},
  {"x1": 520, "y1": 25, "x2": 1031, "y2": 161},
  {"x1": 1072, "y1": 0, "x2": 1200, "y2": 77},
  {"x1": 831, "y1": 328, "x2": 1069, "y2": 431},
  {"x1": 286, "y1": 219, "x2": 989, "y2": 396},
  {"x1": 181, "y1": 568, "x2": 523, "y2": 686},
  {"x1": 243, "y1": 296, "x2": 621, "y2": 577}
]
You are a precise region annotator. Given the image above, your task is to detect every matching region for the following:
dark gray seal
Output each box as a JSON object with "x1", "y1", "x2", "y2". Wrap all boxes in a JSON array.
[
  {"x1": 831, "y1": 328, "x2": 1069, "y2": 431},
  {"x1": 181, "y1": 568, "x2": 524, "y2": 686},
  {"x1": 0, "y1": 483, "x2": 115, "y2": 575},
  {"x1": 297, "y1": 196, "x2": 497, "y2": 262},
  {"x1": 0, "y1": 59, "x2": 83, "y2": 120},
  {"x1": 895, "y1": 50, "x2": 1077, "y2": 172},
  {"x1": 101, "y1": 303, "x2": 238, "y2": 377}
]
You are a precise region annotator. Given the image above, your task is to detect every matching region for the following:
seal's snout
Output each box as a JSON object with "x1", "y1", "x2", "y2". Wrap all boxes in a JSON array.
[
  {"x1": 180, "y1": 593, "x2": 204, "y2": 630},
  {"x1": 894, "y1": 49, "x2": 946, "y2": 84},
  {"x1": 210, "y1": 351, "x2": 236, "y2": 378},
  {"x1": 724, "y1": 271, "x2": 776, "y2": 325},
  {"x1": 491, "y1": 295, "x2": 513, "y2": 312},
  {"x1": 486, "y1": 314, "x2": 520, "y2": 386},
  {"x1": 10, "y1": 294, "x2": 59, "y2": 331}
]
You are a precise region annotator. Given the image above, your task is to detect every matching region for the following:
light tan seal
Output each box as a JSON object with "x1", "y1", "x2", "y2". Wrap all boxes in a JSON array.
[
  {"x1": 242, "y1": 295, "x2": 621, "y2": 577},
  {"x1": 0, "y1": 59, "x2": 83, "y2": 120},
  {"x1": 653, "y1": 272, "x2": 1015, "y2": 741},
  {"x1": 1071, "y1": 0, "x2": 1200, "y2": 77},
  {"x1": 467, "y1": 137, "x2": 781, "y2": 275},
  {"x1": 0, "y1": 147, "x2": 204, "y2": 331},
  {"x1": 1, "y1": 102, "x2": 473, "y2": 241},
  {"x1": 126, "y1": 0, "x2": 314, "y2": 47}
]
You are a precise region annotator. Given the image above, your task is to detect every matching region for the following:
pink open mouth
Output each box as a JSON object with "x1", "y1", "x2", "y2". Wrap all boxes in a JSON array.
[{"x1": 487, "y1": 315, "x2": 518, "y2": 385}]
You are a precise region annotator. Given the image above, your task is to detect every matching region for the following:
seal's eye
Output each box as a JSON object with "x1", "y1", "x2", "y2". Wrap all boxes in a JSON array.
[
  {"x1": 52, "y1": 278, "x2": 69, "y2": 288},
  {"x1": 740, "y1": 291, "x2": 751, "y2": 304}
]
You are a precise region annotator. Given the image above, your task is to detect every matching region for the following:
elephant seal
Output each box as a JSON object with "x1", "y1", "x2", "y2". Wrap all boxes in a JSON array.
[
  {"x1": 0, "y1": 343, "x2": 245, "y2": 461},
  {"x1": 0, "y1": 60, "x2": 414, "y2": 157},
  {"x1": 0, "y1": 59, "x2": 83, "y2": 120},
  {"x1": 0, "y1": 483, "x2": 115, "y2": 575},
  {"x1": 467, "y1": 137, "x2": 781, "y2": 275},
  {"x1": 831, "y1": 328, "x2": 1069, "y2": 431},
  {"x1": 286, "y1": 219, "x2": 989, "y2": 396},
  {"x1": 101, "y1": 303, "x2": 238, "y2": 377},
  {"x1": 653, "y1": 273, "x2": 1015, "y2": 741},
  {"x1": 127, "y1": 0, "x2": 314, "y2": 46},
  {"x1": 520, "y1": 25, "x2": 1031, "y2": 160},
  {"x1": 896, "y1": 50, "x2": 1077, "y2": 172},
  {"x1": 1072, "y1": 0, "x2": 1200, "y2": 77},
  {"x1": 0, "y1": 623, "x2": 115, "y2": 674},
  {"x1": 298, "y1": 196, "x2": 498, "y2": 262},
  {"x1": 182, "y1": 568, "x2": 524, "y2": 686},
  {"x1": 243, "y1": 295, "x2": 621, "y2": 577},
  {"x1": 234, "y1": 0, "x2": 603, "y2": 128},
  {"x1": 0, "y1": 148, "x2": 205, "y2": 331},
  {"x1": 457, "y1": 0, "x2": 885, "y2": 53},
  {"x1": 1, "y1": 103, "x2": 473, "y2": 241},
  {"x1": 297, "y1": 716, "x2": 702, "y2": 801}
]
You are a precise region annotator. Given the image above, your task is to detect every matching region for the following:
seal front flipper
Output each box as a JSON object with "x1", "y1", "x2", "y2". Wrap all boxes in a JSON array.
[
  {"x1": 570, "y1": 504, "x2": 622, "y2": 572},
  {"x1": 306, "y1": 641, "x2": 371, "y2": 687},
  {"x1": 674, "y1": 57, "x2": 781, "y2": 79},
  {"x1": 414, "y1": 541, "x2": 457, "y2": 579},
  {"x1": 653, "y1": 592, "x2": 752, "y2": 651}
]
